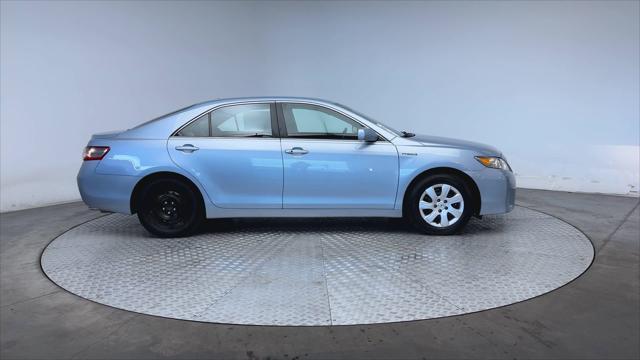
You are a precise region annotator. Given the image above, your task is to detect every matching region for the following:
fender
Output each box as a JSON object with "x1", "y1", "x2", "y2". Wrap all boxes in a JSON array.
[
  {"x1": 92, "y1": 138, "x2": 217, "y2": 215},
  {"x1": 394, "y1": 146, "x2": 485, "y2": 210}
]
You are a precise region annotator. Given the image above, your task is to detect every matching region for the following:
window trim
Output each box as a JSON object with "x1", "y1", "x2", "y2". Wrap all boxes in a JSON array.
[
  {"x1": 275, "y1": 102, "x2": 389, "y2": 142},
  {"x1": 171, "y1": 102, "x2": 279, "y2": 139}
]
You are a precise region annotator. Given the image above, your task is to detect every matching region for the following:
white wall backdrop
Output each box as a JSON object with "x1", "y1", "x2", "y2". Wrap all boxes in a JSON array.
[{"x1": 2, "y1": 0, "x2": 639, "y2": 212}]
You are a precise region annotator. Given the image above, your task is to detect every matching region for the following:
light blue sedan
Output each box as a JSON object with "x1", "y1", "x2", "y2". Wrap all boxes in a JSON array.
[{"x1": 78, "y1": 97, "x2": 515, "y2": 237}]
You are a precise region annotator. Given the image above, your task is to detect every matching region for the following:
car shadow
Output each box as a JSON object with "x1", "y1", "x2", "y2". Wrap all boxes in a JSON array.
[{"x1": 197, "y1": 216, "x2": 505, "y2": 237}]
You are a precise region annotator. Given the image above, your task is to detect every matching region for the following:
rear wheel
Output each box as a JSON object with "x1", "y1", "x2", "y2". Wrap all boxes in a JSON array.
[
  {"x1": 405, "y1": 174, "x2": 474, "y2": 235},
  {"x1": 136, "y1": 178, "x2": 203, "y2": 237}
]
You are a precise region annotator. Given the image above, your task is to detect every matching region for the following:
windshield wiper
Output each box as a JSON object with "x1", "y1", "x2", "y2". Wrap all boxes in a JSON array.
[{"x1": 401, "y1": 131, "x2": 415, "y2": 138}]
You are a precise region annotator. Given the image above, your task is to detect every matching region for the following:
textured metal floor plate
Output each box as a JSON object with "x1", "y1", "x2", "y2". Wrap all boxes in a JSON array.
[{"x1": 41, "y1": 206, "x2": 593, "y2": 326}]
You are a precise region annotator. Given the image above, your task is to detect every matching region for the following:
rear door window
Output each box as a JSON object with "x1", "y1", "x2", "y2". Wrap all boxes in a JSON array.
[{"x1": 176, "y1": 103, "x2": 274, "y2": 137}]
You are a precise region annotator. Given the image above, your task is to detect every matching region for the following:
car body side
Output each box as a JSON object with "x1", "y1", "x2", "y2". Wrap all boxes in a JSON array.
[{"x1": 78, "y1": 97, "x2": 515, "y2": 218}]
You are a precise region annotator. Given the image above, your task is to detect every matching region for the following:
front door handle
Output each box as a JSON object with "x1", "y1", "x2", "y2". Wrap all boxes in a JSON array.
[
  {"x1": 285, "y1": 147, "x2": 309, "y2": 155},
  {"x1": 175, "y1": 144, "x2": 199, "y2": 153}
]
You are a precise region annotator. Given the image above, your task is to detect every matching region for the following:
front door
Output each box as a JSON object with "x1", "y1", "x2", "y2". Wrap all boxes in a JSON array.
[
  {"x1": 168, "y1": 103, "x2": 283, "y2": 208},
  {"x1": 278, "y1": 102, "x2": 399, "y2": 209}
]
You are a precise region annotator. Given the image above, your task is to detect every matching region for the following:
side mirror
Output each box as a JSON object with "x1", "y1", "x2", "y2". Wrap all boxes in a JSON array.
[{"x1": 358, "y1": 128, "x2": 379, "y2": 142}]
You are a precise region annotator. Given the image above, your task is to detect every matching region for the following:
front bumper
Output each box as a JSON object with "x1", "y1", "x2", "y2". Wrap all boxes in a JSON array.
[
  {"x1": 77, "y1": 162, "x2": 139, "y2": 214},
  {"x1": 470, "y1": 167, "x2": 516, "y2": 215}
]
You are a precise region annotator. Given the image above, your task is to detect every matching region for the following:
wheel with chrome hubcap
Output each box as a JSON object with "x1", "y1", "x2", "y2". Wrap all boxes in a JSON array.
[
  {"x1": 406, "y1": 174, "x2": 473, "y2": 235},
  {"x1": 137, "y1": 178, "x2": 203, "y2": 238},
  {"x1": 419, "y1": 184, "x2": 464, "y2": 228}
]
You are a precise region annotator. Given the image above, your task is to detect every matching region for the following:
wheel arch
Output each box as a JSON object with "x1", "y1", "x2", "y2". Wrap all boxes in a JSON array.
[
  {"x1": 130, "y1": 171, "x2": 206, "y2": 214},
  {"x1": 401, "y1": 167, "x2": 481, "y2": 217}
]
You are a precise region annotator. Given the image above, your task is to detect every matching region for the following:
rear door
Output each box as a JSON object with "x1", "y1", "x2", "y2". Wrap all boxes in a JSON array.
[
  {"x1": 168, "y1": 102, "x2": 283, "y2": 208},
  {"x1": 278, "y1": 102, "x2": 399, "y2": 209}
]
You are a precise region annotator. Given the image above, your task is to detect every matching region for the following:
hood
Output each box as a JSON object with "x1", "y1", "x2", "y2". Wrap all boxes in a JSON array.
[{"x1": 408, "y1": 134, "x2": 501, "y2": 156}]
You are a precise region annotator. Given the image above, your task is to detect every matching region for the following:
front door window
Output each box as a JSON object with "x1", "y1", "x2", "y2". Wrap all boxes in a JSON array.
[{"x1": 281, "y1": 103, "x2": 363, "y2": 140}]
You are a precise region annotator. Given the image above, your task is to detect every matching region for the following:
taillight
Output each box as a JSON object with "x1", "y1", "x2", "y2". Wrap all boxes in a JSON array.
[{"x1": 83, "y1": 146, "x2": 110, "y2": 161}]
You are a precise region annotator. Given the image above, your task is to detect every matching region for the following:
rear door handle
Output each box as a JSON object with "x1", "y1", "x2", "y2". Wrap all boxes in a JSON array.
[
  {"x1": 285, "y1": 147, "x2": 308, "y2": 155},
  {"x1": 175, "y1": 144, "x2": 199, "y2": 153}
]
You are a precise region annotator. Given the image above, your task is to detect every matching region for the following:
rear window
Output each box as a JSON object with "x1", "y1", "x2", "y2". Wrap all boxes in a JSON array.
[{"x1": 131, "y1": 104, "x2": 196, "y2": 130}]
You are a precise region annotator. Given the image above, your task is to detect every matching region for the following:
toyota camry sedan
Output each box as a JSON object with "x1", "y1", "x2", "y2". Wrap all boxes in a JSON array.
[{"x1": 78, "y1": 97, "x2": 515, "y2": 237}]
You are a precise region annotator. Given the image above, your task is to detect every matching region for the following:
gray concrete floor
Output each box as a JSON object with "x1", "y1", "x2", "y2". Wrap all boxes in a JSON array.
[{"x1": 0, "y1": 189, "x2": 638, "y2": 359}]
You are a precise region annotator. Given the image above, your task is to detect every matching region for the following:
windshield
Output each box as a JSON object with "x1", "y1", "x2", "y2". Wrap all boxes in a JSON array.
[{"x1": 334, "y1": 103, "x2": 404, "y2": 137}]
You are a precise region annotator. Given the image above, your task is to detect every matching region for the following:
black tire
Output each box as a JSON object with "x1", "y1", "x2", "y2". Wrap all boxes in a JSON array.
[
  {"x1": 405, "y1": 173, "x2": 474, "y2": 235},
  {"x1": 136, "y1": 178, "x2": 204, "y2": 238}
]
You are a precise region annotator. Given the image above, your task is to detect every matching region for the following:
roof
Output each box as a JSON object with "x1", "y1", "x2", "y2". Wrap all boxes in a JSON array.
[{"x1": 189, "y1": 96, "x2": 342, "y2": 109}]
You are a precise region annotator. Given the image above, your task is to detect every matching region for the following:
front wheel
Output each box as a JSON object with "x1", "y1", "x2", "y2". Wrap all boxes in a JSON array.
[
  {"x1": 405, "y1": 174, "x2": 474, "y2": 235},
  {"x1": 136, "y1": 178, "x2": 203, "y2": 238}
]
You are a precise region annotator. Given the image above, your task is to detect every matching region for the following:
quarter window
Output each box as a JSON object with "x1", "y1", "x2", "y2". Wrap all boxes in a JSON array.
[
  {"x1": 282, "y1": 103, "x2": 363, "y2": 140},
  {"x1": 176, "y1": 113, "x2": 209, "y2": 137},
  {"x1": 176, "y1": 103, "x2": 273, "y2": 137}
]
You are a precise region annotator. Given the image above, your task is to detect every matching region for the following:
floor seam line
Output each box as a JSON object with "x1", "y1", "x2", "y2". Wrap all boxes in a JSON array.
[
  {"x1": 318, "y1": 235, "x2": 334, "y2": 325},
  {"x1": 597, "y1": 200, "x2": 639, "y2": 253},
  {"x1": 0, "y1": 289, "x2": 62, "y2": 308},
  {"x1": 454, "y1": 316, "x2": 514, "y2": 356},
  {"x1": 327, "y1": 233, "x2": 468, "y2": 314},
  {"x1": 45, "y1": 227, "x2": 208, "y2": 274},
  {"x1": 192, "y1": 234, "x2": 296, "y2": 320},
  {"x1": 396, "y1": 258, "x2": 468, "y2": 313},
  {"x1": 69, "y1": 313, "x2": 141, "y2": 360}
]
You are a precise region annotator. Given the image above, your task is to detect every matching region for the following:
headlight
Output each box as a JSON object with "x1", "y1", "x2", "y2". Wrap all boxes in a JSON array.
[{"x1": 475, "y1": 156, "x2": 511, "y2": 171}]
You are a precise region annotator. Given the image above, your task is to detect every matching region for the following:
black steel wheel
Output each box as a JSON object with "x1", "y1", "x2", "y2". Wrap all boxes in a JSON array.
[{"x1": 137, "y1": 178, "x2": 203, "y2": 237}]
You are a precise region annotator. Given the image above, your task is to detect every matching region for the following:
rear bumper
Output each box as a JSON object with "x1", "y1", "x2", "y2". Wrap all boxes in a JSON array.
[
  {"x1": 470, "y1": 168, "x2": 516, "y2": 215},
  {"x1": 77, "y1": 162, "x2": 139, "y2": 214}
]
